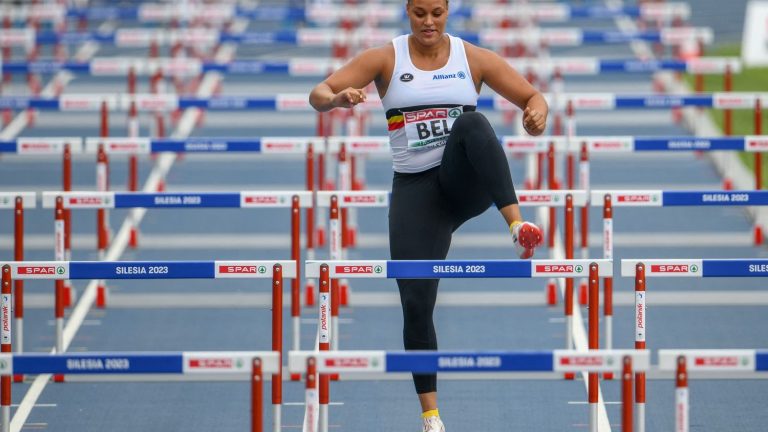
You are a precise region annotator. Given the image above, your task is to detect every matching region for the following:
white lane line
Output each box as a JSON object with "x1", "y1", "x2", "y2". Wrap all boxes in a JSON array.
[
  {"x1": 568, "y1": 401, "x2": 621, "y2": 405},
  {"x1": 8, "y1": 19, "x2": 250, "y2": 432},
  {"x1": 284, "y1": 402, "x2": 344, "y2": 407},
  {"x1": 10, "y1": 405, "x2": 55, "y2": 408}
]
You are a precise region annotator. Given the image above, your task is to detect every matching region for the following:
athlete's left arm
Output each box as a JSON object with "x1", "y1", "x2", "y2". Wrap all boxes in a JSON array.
[{"x1": 466, "y1": 43, "x2": 548, "y2": 135}]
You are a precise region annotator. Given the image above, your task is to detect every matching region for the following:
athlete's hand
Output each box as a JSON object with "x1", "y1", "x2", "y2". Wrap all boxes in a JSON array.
[
  {"x1": 332, "y1": 87, "x2": 367, "y2": 109},
  {"x1": 523, "y1": 107, "x2": 547, "y2": 136}
]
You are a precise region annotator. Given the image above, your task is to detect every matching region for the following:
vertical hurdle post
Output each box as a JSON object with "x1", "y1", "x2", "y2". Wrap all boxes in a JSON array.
[
  {"x1": 13, "y1": 197, "x2": 24, "y2": 383},
  {"x1": 565, "y1": 101, "x2": 575, "y2": 191},
  {"x1": 96, "y1": 144, "x2": 109, "y2": 308},
  {"x1": 588, "y1": 262, "x2": 599, "y2": 432},
  {"x1": 293, "y1": 196, "x2": 304, "y2": 383},
  {"x1": 338, "y1": 144, "x2": 350, "y2": 306},
  {"x1": 316, "y1": 112, "x2": 328, "y2": 248},
  {"x1": 546, "y1": 142, "x2": 558, "y2": 306},
  {"x1": 723, "y1": 65, "x2": 733, "y2": 137},
  {"x1": 306, "y1": 357, "x2": 318, "y2": 432},
  {"x1": 329, "y1": 197, "x2": 341, "y2": 354},
  {"x1": 754, "y1": 99, "x2": 764, "y2": 245},
  {"x1": 63, "y1": 144, "x2": 73, "y2": 308},
  {"x1": 675, "y1": 356, "x2": 689, "y2": 432},
  {"x1": 252, "y1": 358, "x2": 263, "y2": 432},
  {"x1": 305, "y1": 143, "x2": 317, "y2": 308},
  {"x1": 622, "y1": 356, "x2": 634, "y2": 432},
  {"x1": 271, "y1": 264, "x2": 283, "y2": 432},
  {"x1": 578, "y1": 142, "x2": 589, "y2": 307},
  {"x1": 635, "y1": 263, "x2": 647, "y2": 432},
  {"x1": 128, "y1": 100, "x2": 140, "y2": 248},
  {"x1": 603, "y1": 194, "x2": 614, "y2": 380},
  {"x1": 318, "y1": 265, "x2": 331, "y2": 432},
  {"x1": 54, "y1": 198, "x2": 65, "y2": 382},
  {"x1": 2, "y1": 264, "x2": 12, "y2": 431},
  {"x1": 564, "y1": 194, "x2": 575, "y2": 380}
]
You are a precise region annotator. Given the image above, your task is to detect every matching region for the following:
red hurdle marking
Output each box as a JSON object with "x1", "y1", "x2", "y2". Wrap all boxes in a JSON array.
[
  {"x1": 291, "y1": 195, "x2": 303, "y2": 381},
  {"x1": 546, "y1": 142, "x2": 558, "y2": 307},
  {"x1": 675, "y1": 356, "x2": 689, "y2": 432},
  {"x1": 564, "y1": 194, "x2": 575, "y2": 380},
  {"x1": 338, "y1": 144, "x2": 350, "y2": 307},
  {"x1": 272, "y1": 264, "x2": 283, "y2": 427},
  {"x1": 54, "y1": 198, "x2": 65, "y2": 382},
  {"x1": 128, "y1": 100, "x2": 140, "y2": 248},
  {"x1": 329, "y1": 197, "x2": 342, "y2": 363},
  {"x1": 306, "y1": 357, "x2": 318, "y2": 432},
  {"x1": 623, "y1": 356, "x2": 634, "y2": 432},
  {"x1": 2, "y1": 265, "x2": 11, "y2": 403},
  {"x1": 578, "y1": 142, "x2": 589, "y2": 307},
  {"x1": 252, "y1": 358, "x2": 263, "y2": 432},
  {"x1": 62, "y1": 143, "x2": 74, "y2": 308},
  {"x1": 588, "y1": 263, "x2": 599, "y2": 426},
  {"x1": 316, "y1": 111, "x2": 328, "y2": 248},
  {"x1": 603, "y1": 194, "x2": 614, "y2": 380},
  {"x1": 13, "y1": 197, "x2": 24, "y2": 382},
  {"x1": 305, "y1": 143, "x2": 317, "y2": 308},
  {"x1": 318, "y1": 264, "x2": 330, "y2": 431},
  {"x1": 754, "y1": 99, "x2": 763, "y2": 245},
  {"x1": 635, "y1": 263, "x2": 647, "y2": 432},
  {"x1": 96, "y1": 143, "x2": 109, "y2": 308}
]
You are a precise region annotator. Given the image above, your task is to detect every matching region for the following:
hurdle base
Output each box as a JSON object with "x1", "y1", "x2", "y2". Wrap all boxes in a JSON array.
[
  {"x1": 754, "y1": 225, "x2": 763, "y2": 246},
  {"x1": 578, "y1": 281, "x2": 588, "y2": 306},
  {"x1": 546, "y1": 282, "x2": 557, "y2": 306}
]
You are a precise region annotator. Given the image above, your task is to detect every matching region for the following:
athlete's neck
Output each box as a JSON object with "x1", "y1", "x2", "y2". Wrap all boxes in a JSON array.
[{"x1": 408, "y1": 34, "x2": 449, "y2": 61}]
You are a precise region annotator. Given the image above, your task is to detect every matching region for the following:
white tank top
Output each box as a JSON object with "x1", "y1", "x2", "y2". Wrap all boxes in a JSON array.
[{"x1": 382, "y1": 34, "x2": 479, "y2": 173}]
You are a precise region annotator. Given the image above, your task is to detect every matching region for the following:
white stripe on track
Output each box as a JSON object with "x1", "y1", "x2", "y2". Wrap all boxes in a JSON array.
[{"x1": 9, "y1": 19, "x2": 250, "y2": 432}]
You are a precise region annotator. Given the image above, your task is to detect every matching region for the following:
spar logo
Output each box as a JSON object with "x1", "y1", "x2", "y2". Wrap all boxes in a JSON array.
[
  {"x1": 748, "y1": 138, "x2": 768, "y2": 150},
  {"x1": 325, "y1": 357, "x2": 379, "y2": 368},
  {"x1": 69, "y1": 196, "x2": 108, "y2": 206},
  {"x1": 694, "y1": 356, "x2": 748, "y2": 367},
  {"x1": 505, "y1": 140, "x2": 539, "y2": 149},
  {"x1": 244, "y1": 196, "x2": 284, "y2": 205},
  {"x1": 342, "y1": 195, "x2": 385, "y2": 204},
  {"x1": 520, "y1": 194, "x2": 557, "y2": 203},
  {"x1": 20, "y1": 142, "x2": 56, "y2": 151},
  {"x1": 404, "y1": 109, "x2": 446, "y2": 123},
  {"x1": 593, "y1": 141, "x2": 628, "y2": 150},
  {"x1": 617, "y1": 194, "x2": 658, "y2": 203},
  {"x1": 650, "y1": 264, "x2": 698, "y2": 273},
  {"x1": 219, "y1": 265, "x2": 267, "y2": 274},
  {"x1": 189, "y1": 358, "x2": 244, "y2": 369},
  {"x1": 17, "y1": 266, "x2": 65, "y2": 275},
  {"x1": 335, "y1": 265, "x2": 381, "y2": 274},
  {"x1": 560, "y1": 356, "x2": 612, "y2": 367},
  {"x1": 264, "y1": 142, "x2": 300, "y2": 151},
  {"x1": 109, "y1": 142, "x2": 143, "y2": 151},
  {"x1": 536, "y1": 264, "x2": 582, "y2": 274}
]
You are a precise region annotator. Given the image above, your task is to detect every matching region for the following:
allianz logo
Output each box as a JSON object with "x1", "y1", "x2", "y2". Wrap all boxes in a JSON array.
[{"x1": 433, "y1": 71, "x2": 466, "y2": 80}]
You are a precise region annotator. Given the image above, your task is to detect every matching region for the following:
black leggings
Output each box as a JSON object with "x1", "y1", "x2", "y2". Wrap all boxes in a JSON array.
[{"x1": 388, "y1": 111, "x2": 518, "y2": 394}]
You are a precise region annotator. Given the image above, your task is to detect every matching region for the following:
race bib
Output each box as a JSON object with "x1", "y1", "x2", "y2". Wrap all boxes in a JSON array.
[{"x1": 403, "y1": 106, "x2": 463, "y2": 151}]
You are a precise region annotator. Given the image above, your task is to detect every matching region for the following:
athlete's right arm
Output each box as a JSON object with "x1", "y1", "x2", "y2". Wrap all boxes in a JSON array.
[{"x1": 309, "y1": 46, "x2": 389, "y2": 112}]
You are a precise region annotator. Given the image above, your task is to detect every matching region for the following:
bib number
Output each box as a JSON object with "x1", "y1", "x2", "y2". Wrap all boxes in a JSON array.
[{"x1": 404, "y1": 107, "x2": 462, "y2": 150}]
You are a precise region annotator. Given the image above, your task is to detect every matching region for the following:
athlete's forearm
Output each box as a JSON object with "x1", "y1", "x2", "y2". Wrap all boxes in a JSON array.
[
  {"x1": 526, "y1": 93, "x2": 548, "y2": 118},
  {"x1": 309, "y1": 82, "x2": 337, "y2": 112}
]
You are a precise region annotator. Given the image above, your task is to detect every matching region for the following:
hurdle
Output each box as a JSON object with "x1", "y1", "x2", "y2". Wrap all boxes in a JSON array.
[
  {"x1": 621, "y1": 258, "x2": 768, "y2": 432},
  {"x1": 289, "y1": 349, "x2": 648, "y2": 432},
  {"x1": 0, "y1": 349, "x2": 279, "y2": 432},
  {"x1": 1, "y1": 260, "x2": 292, "y2": 431},
  {"x1": 658, "y1": 349, "x2": 768, "y2": 432}
]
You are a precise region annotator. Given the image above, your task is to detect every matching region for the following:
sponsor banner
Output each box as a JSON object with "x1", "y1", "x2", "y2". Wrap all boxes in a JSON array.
[
  {"x1": 478, "y1": 29, "x2": 528, "y2": 45},
  {"x1": 661, "y1": 191, "x2": 768, "y2": 206},
  {"x1": 327, "y1": 137, "x2": 390, "y2": 154},
  {"x1": 241, "y1": 191, "x2": 312, "y2": 208},
  {"x1": 259, "y1": 137, "x2": 320, "y2": 154},
  {"x1": 640, "y1": 3, "x2": 691, "y2": 20},
  {"x1": 745, "y1": 135, "x2": 768, "y2": 152},
  {"x1": 317, "y1": 352, "x2": 386, "y2": 373},
  {"x1": 518, "y1": 190, "x2": 588, "y2": 207},
  {"x1": 275, "y1": 94, "x2": 312, "y2": 111},
  {"x1": 585, "y1": 136, "x2": 634, "y2": 152},
  {"x1": 17, "y1": 137, "x2": 83, "y2": 154},
  {"x1": 2, "y1": 293, "x2": 11, "y2": 344},
  {"x1": 151, "y1": 58, "x2": 202, "y2": 77},
  {"x1": 316, "y1": 191, "x2": 390, "y2": 208},
  {"x1": 386, "y1": 351, "x2": 552, "y2": 373},
  {"x1": 13, "y1": 353, "x2": 181, "y2": 374},
  {"x1": 658, "y1": 350, "x2": 756, "y2": 372},
  {"x1": 702, "y1": 259, "x2": 768, "y2": 277},
  {"x1": 85, "y1": 137, "x2": 151, "y2": 155},
  {"x1": 288, "y1": 58, "x2": 339, "y2": 76},
  {"x1": 42, "y1": 191, "x2": 114, "y2": 209},
  {"x1": 0, "y1": 354, "x2": 11, "y2": 374},
  {"x1": 114, "y1": 193, "x2": 241, "y2": 208},
  {"x1": 554, "y1": 350, "x2": 649, "y2": 372},
  {"x1": 388, "y1": 260, "x2": 532, "y2": 278},
  {"x1": 319, "y1": 292, "x2": 330, "y2": 343},
  {"x1": 634, "y1": 137, "x2": 744, "y2": 151},
  {"x1": 686, "y1": 57, "x2": 742, "y2": 74},
  {"x1": 603, "y1": 218, "x2": 613, "y2": 259},
  {"x1": 564, "y1": 93, "x2": 615, "y2": 110},
  {"x1": 541, "y1": 29, "x2": 583, "y2": 46},
  {"x1": 128, "y1": 94, "x2": 179, "y2": 112},
  {"x1": 0, "y1": 28, "x2": 34, "y2": 47},
  {"x1": 531, "y1": 260, "x2": 612, "y2": 277},
  {"x1": 60, "y1": 94, "x2": 118, "y2": 111},
  {"x1": 0, "y1": 192, "x2": 36, "y2": 209},
  {"x1": 296, "y1": 28, "x2": 339, "y2": 46},
  {"x1": 592, "y1": 190, "x2": 662, "y2": 207},
  {"x1": 214, "y1": 260, "x2": 297, "y2": 279},
  {"x1": 169, "y1": 29, "x2": 219, "y2": 46},
  {"x1": 90, "y1": 57, "x2": 134, "y2": 76},
  {"x1": 635, "y1": 291, "x2": 646, "y2": 342},
  {"x1": 712, "y1": 92, "x2": 757, "y2": 109},
  {"x1": 660, "y1": 28, "x2": 713, "y2": 45},
  {"x1": 552, "y1": 58, "x2": 600, "y2": 75},
  {"x1": 115, "y1": 29, "x2": 161, "y2": 47},
  {"x1": 304, "y1": 261, "x2": 388, "y2": 278},
  {"x1": 620, "y1": 260, "x2": 703, "y2": 277},
  {"x1": 67, "y1": 261, "x2": 216, "y2": 280},
  {"x1": 11, "y1": 262, "x2": 70, "y2": 279},
  {"x1": 183, "y1": 351, "x2": 278, "y2": 374},
  {"x1": 354, "y1": 28, "x2": 397, "y2": 46}
]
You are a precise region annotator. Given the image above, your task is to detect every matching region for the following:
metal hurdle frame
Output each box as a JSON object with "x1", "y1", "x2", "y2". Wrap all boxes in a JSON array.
[
  {"x1": 306, "y1": 259, "x2": 612, "y2": 432},
  {"x1": 0, "y1": 349, "x2": 279, "y2": 432},
  {"x1": 289, "y1": 348, "x2": 648, "y2": 432},
  {"x1": 0, "y1": 260, "x2": 294, "y2": 432},
  {"x1": 621, "y1": 258, "x2": 768, "y2": 432},
  {"x1": 658, "y1": 349, "x2": 768, "y2": 432}
]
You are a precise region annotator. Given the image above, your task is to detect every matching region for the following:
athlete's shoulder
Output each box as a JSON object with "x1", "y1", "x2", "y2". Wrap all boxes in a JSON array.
[
  {"x1": 353, "y1": 43, "x2": 395, "y2": 67},
  {"x1": 461, "y1": 39, "x2": 498, "y2": 65}
]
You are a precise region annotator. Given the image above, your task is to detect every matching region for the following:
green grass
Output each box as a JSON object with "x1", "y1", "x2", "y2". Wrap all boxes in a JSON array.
[{"x1": 684, "y1": 44, "x2": 768, "y2": 186}]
